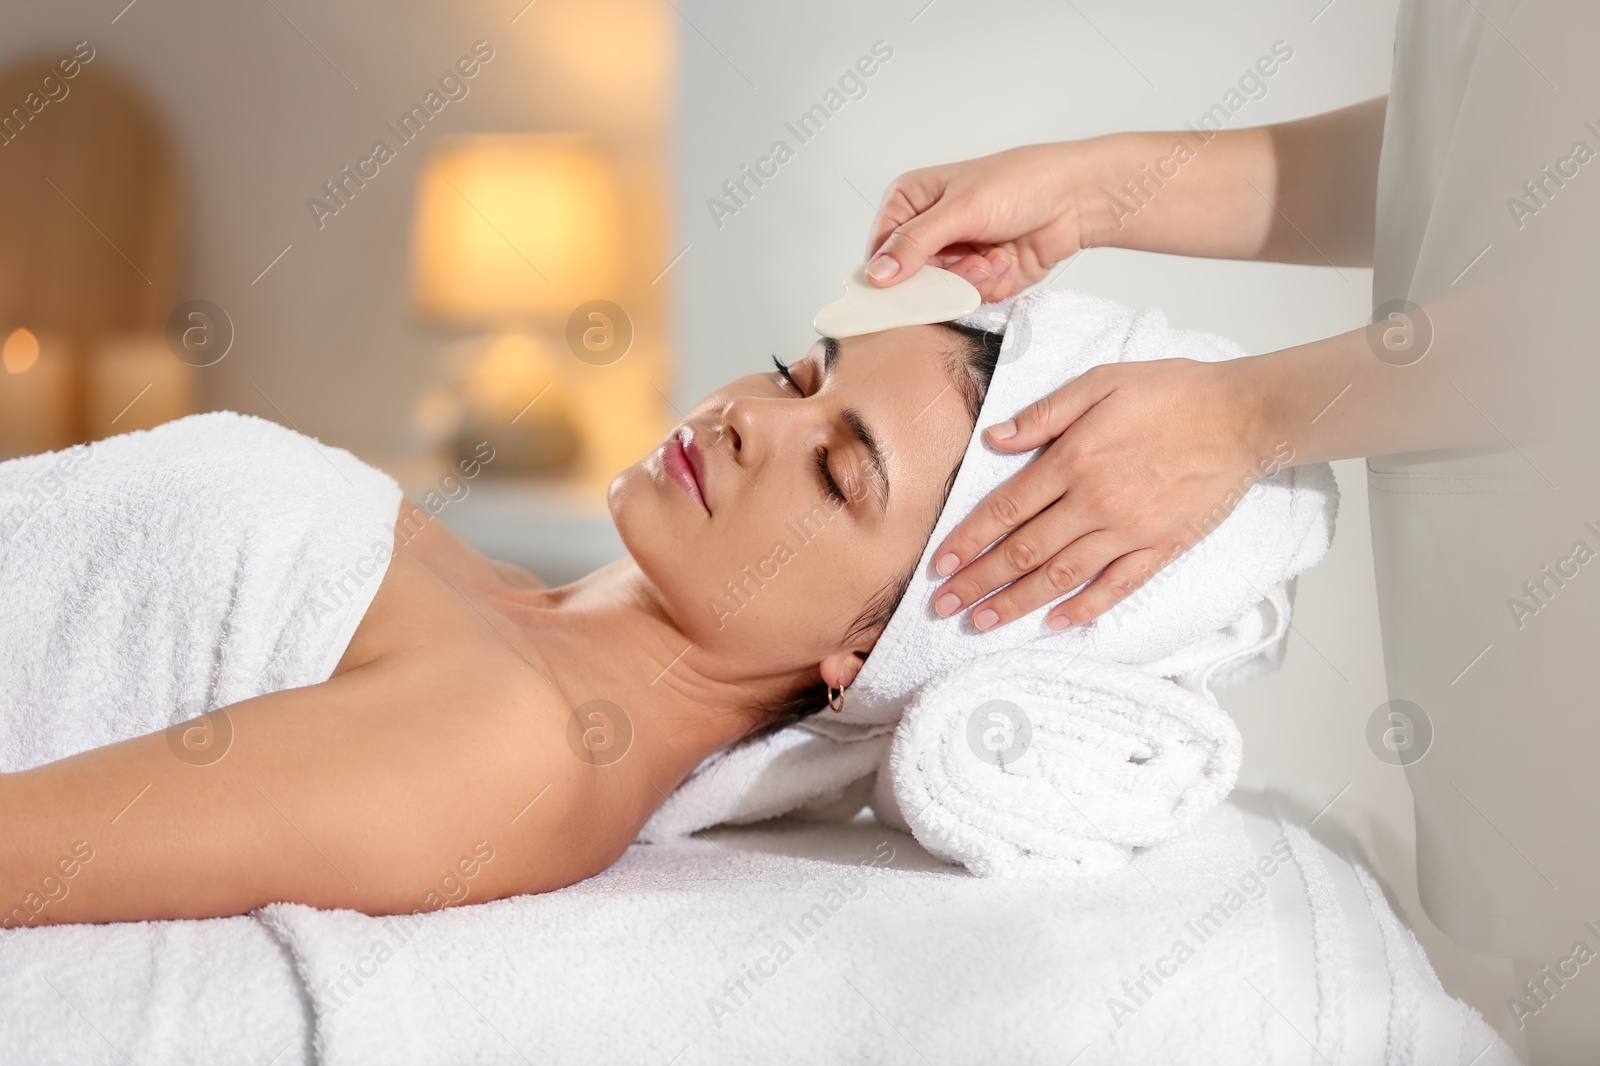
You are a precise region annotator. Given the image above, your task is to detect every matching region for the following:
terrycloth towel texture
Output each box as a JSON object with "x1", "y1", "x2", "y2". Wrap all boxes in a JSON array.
[
  {"x1": 641, "y1": 289, "x2": 1339, "y2": 870},
  {"x1": 0, "y1": 915, "x2": 313, "y2": 1066},
  {"x1": 846, "y1": 287, "x2": 1337, "y2": 725},
  {"x1": 884, "y1": 650, "x2": 1243, "y2": 877},
  {"x1": 0, "y1": 411, "x2": 402, "y2": 772},
  {"x1": 0, "y1": 800, "x2": 1512, "y2": 1065}
]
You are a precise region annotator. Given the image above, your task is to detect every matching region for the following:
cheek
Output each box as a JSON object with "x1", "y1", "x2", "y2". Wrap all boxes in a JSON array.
[
  {"x1": 692, "y1": 503, "x2": 862, "y2": 653},
  {"x1": 720, "y1": 514, "x2": 901, "y2": 648},
  {"x1": 611, "y1": 461, "x2": 797, "y2": 648}
]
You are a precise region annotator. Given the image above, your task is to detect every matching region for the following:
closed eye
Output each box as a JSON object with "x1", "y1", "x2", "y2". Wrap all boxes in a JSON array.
[
  {"x1": 768, "y1": 352, "x2": 857, "y2": 505},
  {"x1": 815, "y1": 447, "x2": 846, "y2": 504},
  {"x1": 772, "y1": 354, "x2": 853, "y2": 507},
  {"x1": 771, "y1": 354, "x2": 802, "y2": 394}
]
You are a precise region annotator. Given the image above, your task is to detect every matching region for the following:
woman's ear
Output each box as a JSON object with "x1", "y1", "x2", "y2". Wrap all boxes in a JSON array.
[{"x1": 819, "y1": 648, "x2": 870, "y2": 689}]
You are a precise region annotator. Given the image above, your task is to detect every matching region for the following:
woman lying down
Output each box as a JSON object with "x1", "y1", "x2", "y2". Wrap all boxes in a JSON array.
[{"x1": 0, "y1": 320, "x2": 1008, "y2": 924}]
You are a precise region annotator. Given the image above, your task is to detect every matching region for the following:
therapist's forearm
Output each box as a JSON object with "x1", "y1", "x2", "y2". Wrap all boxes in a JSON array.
[
  {"x1": 1258, "y1": 97, "x2": 1386, "y2": 266},
  {"x1": 1075, "y1": 97, "x2": 1387, "y2": 267},
  {"x1": 1239, "y1": 312, "x2": 1501, "y2": 467}
]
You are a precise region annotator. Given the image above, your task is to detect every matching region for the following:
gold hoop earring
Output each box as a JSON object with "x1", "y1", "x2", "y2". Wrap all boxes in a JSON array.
[{"x1": 827, "y1": 685, "x2": 846, "y2": 713}]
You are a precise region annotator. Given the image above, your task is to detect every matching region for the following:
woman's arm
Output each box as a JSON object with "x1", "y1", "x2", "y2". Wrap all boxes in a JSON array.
[{"x1": 0, "y1": 660, "x2": 613, "y2": 925}]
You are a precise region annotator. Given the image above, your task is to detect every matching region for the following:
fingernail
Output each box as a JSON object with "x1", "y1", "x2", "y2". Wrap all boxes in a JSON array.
[
  {"x1": 1047, "y1": 614, "x2": 1071, "y2": 631},
  {"x1": 935, "y1": 552, "x2": 960, "y2": 576},
  {"x1": 965, "y1": 266, "x2": 991, "y2": 283},
  {"x1": 988, "y1": 419, "x2": 1017, "y2": 440},
  {"x1": 973, "y1": 608, "x2": 999, "y2": 631},
  {"x1": 866, "y1": 254, "x2": 898, "y2": 281},
  {"x1": 934, "y1": 592, "x2": 961, "y2": 617}
]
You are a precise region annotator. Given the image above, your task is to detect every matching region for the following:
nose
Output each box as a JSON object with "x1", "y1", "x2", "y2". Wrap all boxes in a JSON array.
[{"x1": 720, "y1": 394, "x2": 808, "y2": 472}]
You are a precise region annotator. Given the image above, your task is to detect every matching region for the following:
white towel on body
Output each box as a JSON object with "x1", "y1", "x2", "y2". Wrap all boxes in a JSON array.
[
  {"x1": 0, "y1": 410, "x2": 402, "y2": 773},
  {"x1": 1, "y1": 799, "x2": 1515, "y2": 1066},
  {"x1": 641, "y1": 288, "x2": 1339, "y2": 877},
  {"x1": 257, "y1": 799, "x2": 1508, "y2": 1066}
]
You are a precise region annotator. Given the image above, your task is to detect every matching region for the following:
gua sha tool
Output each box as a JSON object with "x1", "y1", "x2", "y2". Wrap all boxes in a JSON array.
[{"x1": 812, "y1": 263, "x2": 982, "y2": 338}]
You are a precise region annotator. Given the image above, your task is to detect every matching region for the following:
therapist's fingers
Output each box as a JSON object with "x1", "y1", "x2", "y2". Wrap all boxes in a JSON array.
[
  {"x1": 939, "y1": 251, "x2": 992, "y2": 282},
  {"x1": 865, "y1": 171, "x2": 943, "y2": 262},
  {"x1": 939, "y1": 251, "x2": 1020, "y2": 299},
  {"x1": 977, "y1": 251, "x2": 1024, "y2": 301},
  {"x1": 964, "y1": 533, "x2": 1124, "y2": 630},
  {"x1": 866, "y1": 183, "x2": 976, "y2": 286},
  {"x1": 1044, "y1": 546, "x2": 1170, "y2": 629},
  {"x1": 865, "y1": 180, "x2": 920, "y2": 260},
  {"x1": 981, "y1": 364, "x2": 1119, "y2": 454},
  {"x1": 932, "y1": 372, "x2": 1118, "y2": 577},
  {"x1": 931, "y1": 496, "x2": 1095, "y2": 617},
  {"x1": 929, "y1": 445, "x2": 1076, "y2": 580}
]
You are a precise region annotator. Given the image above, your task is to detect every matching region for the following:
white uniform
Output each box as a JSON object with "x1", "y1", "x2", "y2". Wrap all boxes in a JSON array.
[{"x1": 1370, "y1": 0, "x2": 1600, "y2": 978}]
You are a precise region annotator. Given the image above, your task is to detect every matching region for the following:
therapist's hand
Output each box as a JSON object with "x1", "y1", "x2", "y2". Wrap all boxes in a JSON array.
[
  {"x1": 864, "y1": 143, "x2": 1092, "y2": 301},
  {"x1": 930, "y1": 356, "x2": 1286, "y2": 630}
]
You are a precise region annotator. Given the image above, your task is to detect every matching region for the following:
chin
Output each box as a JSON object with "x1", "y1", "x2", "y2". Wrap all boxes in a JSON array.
[
  {"x1": 607, "y1": 458, "x2": 724, "y2": 636},
  {"x1": 605, "y1": 467, "x2": 631, "y2": 528},
  {"x1": 608, "y1": 460, "x2": 677, "y2": 569},
  {"x1": 606, "y1": 462, "x2": 649, "y2": 550}
]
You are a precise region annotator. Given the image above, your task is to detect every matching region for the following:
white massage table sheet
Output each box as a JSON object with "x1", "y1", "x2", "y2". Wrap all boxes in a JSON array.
[{"x1": 0, "y1": 798, "x2": 1507, "y2": 1065}]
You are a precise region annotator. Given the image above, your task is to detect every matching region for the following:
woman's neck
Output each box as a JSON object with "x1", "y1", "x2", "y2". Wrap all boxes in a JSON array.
[{"x1": 504, "y1": 558, "x2": 797, "y2": 796}]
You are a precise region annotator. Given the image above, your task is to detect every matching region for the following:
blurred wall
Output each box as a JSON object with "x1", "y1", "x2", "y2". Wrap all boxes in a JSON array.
[
  {"x1": 675, "y1": 0, "x2": 1516, "y2": 1048},
  {"x1": 0, "y1": 0, "x2": 674, "y2": 486}
]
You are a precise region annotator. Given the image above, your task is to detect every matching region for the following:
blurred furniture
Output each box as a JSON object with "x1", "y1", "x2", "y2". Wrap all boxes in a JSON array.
[
  {"x1": 0, "y1": 53, "x2": 187, "y2": 458},
  {"x1": 408, "y1": 134, "x2": 623, "y2": 478},
  {"x1": 423, "y1": 476, "x2": 626, "y2": 584}
]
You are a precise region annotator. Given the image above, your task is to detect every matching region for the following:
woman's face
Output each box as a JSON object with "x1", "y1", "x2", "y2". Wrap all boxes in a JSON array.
[{"x1": 610, "y1": 324, "x2": 975, "y2": 690}]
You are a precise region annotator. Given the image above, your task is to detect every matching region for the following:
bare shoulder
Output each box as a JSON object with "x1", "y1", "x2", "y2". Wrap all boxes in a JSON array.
[
  {"x1": 487, "y1": 558, "x2": 546, "y2": 590},
  {"x1": 329, "y1": 654, "x2": 643, "y2": 908},
  {"x1": 441, "y1": 657, "x2": 646, "y2": 899},
  {"x1": 338, "y1": 500, "x2": 543, "y2": 674},
  {"x1": 342, "y1": 652, "x2": 629, "y2": 906}
]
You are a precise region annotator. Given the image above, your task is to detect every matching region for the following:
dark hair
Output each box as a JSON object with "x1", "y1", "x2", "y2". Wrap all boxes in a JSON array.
[{"x1": 747, "y1": 320, "x2": 1006, "y2": 739}]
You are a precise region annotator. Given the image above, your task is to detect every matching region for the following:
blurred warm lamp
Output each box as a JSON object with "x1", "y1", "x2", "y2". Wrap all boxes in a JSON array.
[
  {"x1": 0, "y1": 328, "x2": 74, "y2": 457},
  {"x1": 3, "y1": 327, "x2": 39, "y2": 374},
  {"x1": 410, "y1": 135, "x2": 622, "y2": 325},
  {"x1": 408, "y1": 135, "x2": 624, "y2": 480}
]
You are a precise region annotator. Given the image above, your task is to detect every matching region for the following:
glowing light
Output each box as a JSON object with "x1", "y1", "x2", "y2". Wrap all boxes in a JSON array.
[
  {"x1": 3, "y1": 329, "x2": 39, "y2": 375},
  {"x1": 409, "y1": 136, "x2": 622, "y2": 325}
]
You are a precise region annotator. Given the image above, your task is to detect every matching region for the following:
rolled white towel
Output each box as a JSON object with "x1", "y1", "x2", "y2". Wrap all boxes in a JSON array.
[{"x1": 882, "y1": 648, "x2": 1243, "y2": 877}]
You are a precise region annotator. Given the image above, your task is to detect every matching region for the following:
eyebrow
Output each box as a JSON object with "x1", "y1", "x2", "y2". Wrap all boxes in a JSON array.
[{"x1": 817, "y1": 337, "x2": 890, "y2": 510}]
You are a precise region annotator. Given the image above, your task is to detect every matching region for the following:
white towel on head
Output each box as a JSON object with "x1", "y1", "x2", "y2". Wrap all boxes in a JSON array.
[
  {"x1": 641, "y1": 288, "x2": 1338, "y2": 870},
  {"x1": 835, "y1": 287, "x2": 1336, "y2": 729}
]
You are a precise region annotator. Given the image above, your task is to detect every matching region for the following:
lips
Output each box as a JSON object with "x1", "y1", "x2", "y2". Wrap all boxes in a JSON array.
[
  {"x1": 680, "y1": 425, "x2": 710, "y2": 504},
  {"x1": 662, "y1": 424, "x2": 710, "y2": 515}
]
